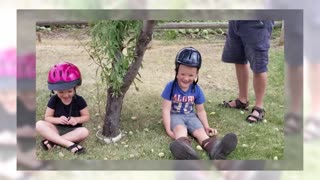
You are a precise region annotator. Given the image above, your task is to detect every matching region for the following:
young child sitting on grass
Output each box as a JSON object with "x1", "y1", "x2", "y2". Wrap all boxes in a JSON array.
[
  {"x1": 36, "y1": 62, "x2": 90, "y2": 155},
  {"x1": 161, "y1": 47, "x2": 238, "y2": 160}
]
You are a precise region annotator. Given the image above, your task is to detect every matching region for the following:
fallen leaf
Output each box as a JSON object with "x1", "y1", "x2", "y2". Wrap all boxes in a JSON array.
[
  {"x1": 209, "y1": 112, "x2": 216, "y2": 115},
  {"x1": 242, "y1": 144, "x2": 248, "y2": 148},
  {"x1": 250, "y1": 142, "x2": 256, "y2": 149},
  {"x1": 196, "y1": 145, "x2": 203, "y2": 151},
  {"x1": 59, "y1": 152, "x2": 64, "y2": 158}
]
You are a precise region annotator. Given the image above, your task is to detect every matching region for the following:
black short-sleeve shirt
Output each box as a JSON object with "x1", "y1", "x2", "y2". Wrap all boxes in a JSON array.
[{"x1": 47, "y1": 94, "x2": 87, "y2": 127}]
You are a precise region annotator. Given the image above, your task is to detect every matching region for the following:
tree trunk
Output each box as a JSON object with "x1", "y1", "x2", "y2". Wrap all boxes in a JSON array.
[
  {"x1": 102, "y1": 20, "x2": 155, "y2": 138},
  {"x1": 102, "y1": 87, "x2": 124, "y2": 137}
]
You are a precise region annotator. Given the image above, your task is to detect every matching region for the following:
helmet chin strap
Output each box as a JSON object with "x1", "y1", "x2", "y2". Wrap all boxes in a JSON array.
[
  {"x1": 73, "y1": 87, "x2": 77, "y2": 99},
  {"x1": 50, "y1": 90, "x2": 54, "y2": 97},
  {"x1": 68, "y1": 87, "x2": 78, "y2": 121},
  {"x1": 170, "y1": 66, "x2": 180, "y2": 100}
]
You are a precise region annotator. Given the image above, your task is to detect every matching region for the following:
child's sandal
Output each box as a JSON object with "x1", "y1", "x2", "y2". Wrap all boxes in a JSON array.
[
  {"x1": 67, "y1": 143, "x2": 86, "y2": 154},
  {"x1": 40, "y1": 139, "x2": 56, "y2": 151}
]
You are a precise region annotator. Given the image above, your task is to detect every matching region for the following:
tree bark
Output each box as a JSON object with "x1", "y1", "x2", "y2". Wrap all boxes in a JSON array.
[
  {"x1": 102, "y1": 20, "x2": 155, "y2": 138},
  {"x1": 102, "y1": 87, "x2": 124, "y2": 137}
]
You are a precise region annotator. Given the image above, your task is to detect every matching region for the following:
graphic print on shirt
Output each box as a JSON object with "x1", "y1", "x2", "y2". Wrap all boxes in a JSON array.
[
  {"x1": 161, "y1": 80, "x2": 205, "y2": 114},
  {"x1": 171, "y1": 94, "x2": 195, "y2": 114}
]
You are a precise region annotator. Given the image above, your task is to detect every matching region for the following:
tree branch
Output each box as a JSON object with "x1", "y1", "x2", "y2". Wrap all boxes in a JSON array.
[{"x1": 121, "y1": 20, "x2": 155, "y2": 93}]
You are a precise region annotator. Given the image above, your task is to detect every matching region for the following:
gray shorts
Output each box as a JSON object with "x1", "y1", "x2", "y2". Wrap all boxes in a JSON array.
[{"x1": 170, "y1": 113, "x2": 204, "y2": 133}]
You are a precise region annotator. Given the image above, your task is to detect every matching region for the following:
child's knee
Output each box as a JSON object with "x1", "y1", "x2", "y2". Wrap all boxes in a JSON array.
[
  {"x1": 35, "y1": 120, "x2": 46, "y2": 131},
  {"x1": 80, "y1": 127, "x2": 89, "y2": 138},
  {"x1": 173, "y1": 124, "x2": 187, "y2": 132}
]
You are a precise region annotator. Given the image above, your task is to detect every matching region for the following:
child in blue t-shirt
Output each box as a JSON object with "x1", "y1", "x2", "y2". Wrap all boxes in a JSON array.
[{"x1": 161, "y1": 47, "x2": 238, "y2": 160}]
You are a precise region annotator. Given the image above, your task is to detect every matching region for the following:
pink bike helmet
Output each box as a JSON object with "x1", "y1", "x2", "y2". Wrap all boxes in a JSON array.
[
  {"x1": 17, "y1": 52, "x2": 36, "y2": 90},
  {"x1": 0, "y1": 48, "x2": 16, "y2": 89},
  {"x1": 48, "y1": 62, "x2": 82, "y2": 91}
]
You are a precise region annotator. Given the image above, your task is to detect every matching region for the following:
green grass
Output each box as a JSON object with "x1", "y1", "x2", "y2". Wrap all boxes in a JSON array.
[{"x1": 36, "y1": 30, "x2": 284, "y2": 160}]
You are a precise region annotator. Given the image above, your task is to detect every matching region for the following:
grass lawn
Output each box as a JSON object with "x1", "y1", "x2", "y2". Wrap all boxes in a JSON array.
[{"x1": 35, "y1": 27, "x2": 284, "y2": 160}]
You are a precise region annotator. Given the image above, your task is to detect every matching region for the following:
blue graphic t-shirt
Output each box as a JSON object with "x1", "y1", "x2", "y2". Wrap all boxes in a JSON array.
[{"x1": 161, "y1": 80, "x2": 205, "y2": 114}]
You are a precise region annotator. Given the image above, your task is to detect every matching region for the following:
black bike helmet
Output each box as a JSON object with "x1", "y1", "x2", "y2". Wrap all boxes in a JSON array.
[
  {"x1": 170, "y1": 47, "x2": 202, "y2": 99},
  {"x1": 175, "y1": 47, "x2": 202, "y2": 69}
]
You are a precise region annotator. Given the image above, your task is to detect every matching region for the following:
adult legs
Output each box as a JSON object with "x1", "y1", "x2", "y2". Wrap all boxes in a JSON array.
[
  {"x1": 247, "y1": 72, "x2": 267, "y2": 122},
  {"x1": 226, "y1": 64, "x2": 250, "y2": 107}
]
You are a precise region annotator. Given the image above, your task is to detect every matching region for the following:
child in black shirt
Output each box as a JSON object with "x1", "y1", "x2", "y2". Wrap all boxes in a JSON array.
[{"x1": 36, "y1": 62, "x2": 90, "y2": 154}]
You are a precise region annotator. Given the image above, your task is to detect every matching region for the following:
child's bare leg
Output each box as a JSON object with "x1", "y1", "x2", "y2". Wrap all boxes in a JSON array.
[
  {"x1": 192, "y1": 128, "x2": 209, "y2": 144},
  {"x1": 36, "y1": 120, "x2": 73, "y2": 148},
  {"x1": 172, "y1": 125, "x2": 188, "y2": 139}
]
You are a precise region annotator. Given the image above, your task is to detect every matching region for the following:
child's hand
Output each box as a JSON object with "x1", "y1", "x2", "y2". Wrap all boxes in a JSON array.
[
  {"x1": 59, "y1": 116, "x2": 69, "y2": 125},
  {"x1": 67, "y1": 117, "x2": 78, "y2": 126},
  {"x1": 206, "y1": 127, "x2": 218, "y2": 137},
  {"x1": 166, "y1": 130, "x2": 175, "y2": 140}
]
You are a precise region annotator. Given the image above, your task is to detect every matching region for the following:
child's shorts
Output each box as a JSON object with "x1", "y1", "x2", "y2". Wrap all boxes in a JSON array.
[
  {"x1": 55, "y1": 125, "x2": 82, "y2": 135},
  {"x1": 222, "y1": 20, "x2": 274, "y2": 73},
  {"x1": 170, "y1": 113, "x2": 204, "y2": 133}
]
